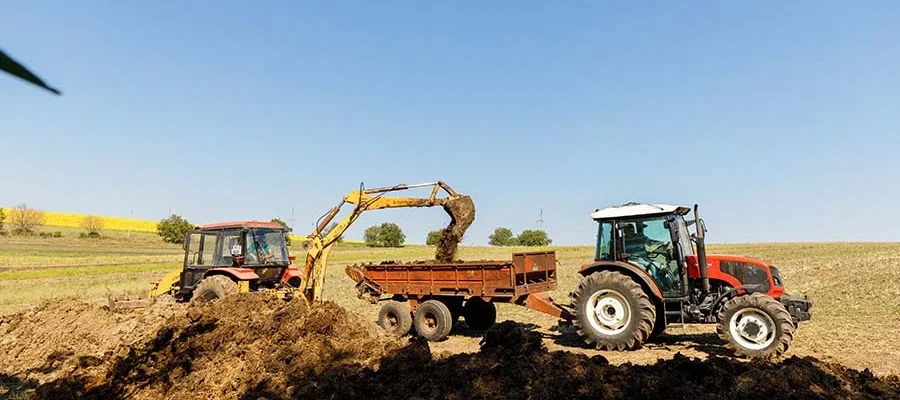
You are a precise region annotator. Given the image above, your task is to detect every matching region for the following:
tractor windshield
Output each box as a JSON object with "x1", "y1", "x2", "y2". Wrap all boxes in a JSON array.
[
  {"x1": 245, "y1": 228, "x2": 289, "y2": 265},
  {"x1": 618, "y1": 216, "x2": 684, "y2": 296}
]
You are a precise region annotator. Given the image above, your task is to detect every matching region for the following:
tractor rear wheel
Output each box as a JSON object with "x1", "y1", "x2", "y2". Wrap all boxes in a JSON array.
[
  {"x1": 573, "y1": 271, "x2": 656, "y2": 350},
  {"x1": 191, "y1": 275, "x2": 238, "y2": 303},
  {"x1": 463, "y1": 297, "x2": 497, "y2": 330},
  {"x1": 716, "y1": 293, "x2": 794, "y2": 359},
  {"x1": 414, "y1": 300, "x2": 453, "y2": 341},
  {"x1": 378, "y1": 301, "x2": 413, "y2": 337}
]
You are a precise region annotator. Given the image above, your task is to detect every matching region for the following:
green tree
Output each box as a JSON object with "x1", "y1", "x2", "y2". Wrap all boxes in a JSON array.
[
  {"x1": 426, "y1": 229, "x2": 444, "y2": 246},
  {"x1": 0, "y1": 207, "x2": 5, "y2": 232},
  {"x1": 364, "y1": 225, "x2": 381, "y2": 247},
  {"x1": 516, "y1": 229, "x2": 552, "y2": 246},
  {"x1": 379, "y1": 223, "x2": 406, "y2": 247},
  {"x1": 364, "y1": 223, "x2": 406, "y2": 247},
  {"x1": 270, "y1": 218, "x2": 292, "y2": 245},
  {"x1": 488, "y1": 227, "x2": 517, "y2": 246},
  {"x1": 157, "y1": 214, "x2": 194, "y2": 244}
]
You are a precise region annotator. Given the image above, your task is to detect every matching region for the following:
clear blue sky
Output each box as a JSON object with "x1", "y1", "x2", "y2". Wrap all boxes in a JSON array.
[{"x1": 2, "y1": 1, "x2": 899, "y2": 244}]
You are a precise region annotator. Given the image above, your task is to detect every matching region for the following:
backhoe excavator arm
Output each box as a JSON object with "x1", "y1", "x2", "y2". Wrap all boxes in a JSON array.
[{"x1": 300, "y1": 181, "x2": 474, "y2": 302}]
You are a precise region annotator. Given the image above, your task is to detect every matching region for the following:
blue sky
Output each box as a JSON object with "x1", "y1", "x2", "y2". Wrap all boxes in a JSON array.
[{"x1": 2, "y1": 1, "x2": 899, "y2": 244}]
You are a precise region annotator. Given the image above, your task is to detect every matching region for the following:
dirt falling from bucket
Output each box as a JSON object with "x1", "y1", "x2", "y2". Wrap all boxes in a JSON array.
[{"x1": 435, "y1": 195, "x2": 475, "y2": 262}]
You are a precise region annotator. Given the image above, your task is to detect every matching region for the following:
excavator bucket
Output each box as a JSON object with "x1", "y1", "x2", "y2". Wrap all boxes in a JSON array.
[{"x1": 436, "y1": 195, "x2": 476, "y2": 262}]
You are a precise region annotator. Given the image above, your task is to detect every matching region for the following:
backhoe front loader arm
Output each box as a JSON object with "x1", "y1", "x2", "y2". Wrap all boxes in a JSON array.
[{"x1": 300, "y1": 181, "x2": 474, "y2": 303}]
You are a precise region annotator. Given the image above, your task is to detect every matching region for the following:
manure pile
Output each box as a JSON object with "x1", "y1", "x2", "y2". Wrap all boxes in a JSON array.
[{"x1": 1, "y1": 298, "x2": 898, "y2": 400}]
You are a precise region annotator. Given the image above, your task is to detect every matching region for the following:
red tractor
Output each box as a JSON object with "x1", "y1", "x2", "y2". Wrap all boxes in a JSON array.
[{"x1": 573, "y1": 203, "x2": 812, "y2": 358}]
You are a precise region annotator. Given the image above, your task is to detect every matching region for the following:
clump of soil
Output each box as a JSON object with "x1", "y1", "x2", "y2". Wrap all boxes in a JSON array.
[
  {"x1": 0, "y1": 298, "x2": 181, "y2": 384},
  {"x1": 435, "y1": 195, "x2": 475, "y2": 262},
  {"x1": 26, "y1": 294, "x2": 400, "y2": 400}
]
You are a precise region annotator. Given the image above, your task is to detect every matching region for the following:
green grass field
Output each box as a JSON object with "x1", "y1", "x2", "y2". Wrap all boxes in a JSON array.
[{"x1": 1, "y1": 230, "x2": 898, "y2": 374}]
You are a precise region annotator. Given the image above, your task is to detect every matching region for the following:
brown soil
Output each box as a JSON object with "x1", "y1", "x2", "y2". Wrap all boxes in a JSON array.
[
  {"x1": 435, "y1": 195, "x2": 476, "y2": 262},
  {"x1": 2, "y1": 298, "x2": 898, "y2": 400},
  {"x1": 0, "y1": 298, "x2": 181, "y2": 384}
]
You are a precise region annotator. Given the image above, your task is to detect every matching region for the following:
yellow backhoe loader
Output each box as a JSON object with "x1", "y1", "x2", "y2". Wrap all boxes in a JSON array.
[{"x1": 111, "y1": 181, "x2": 474, "y2": 308}]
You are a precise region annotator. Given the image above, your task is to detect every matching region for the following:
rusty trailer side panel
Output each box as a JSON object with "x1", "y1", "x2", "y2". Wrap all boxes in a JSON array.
[
  {"x1": 346, "y1": 251, "x2": 573, "y2": 320},
  {"x1": 358, "y1": 251, "x2": 557, "y2": 298}
]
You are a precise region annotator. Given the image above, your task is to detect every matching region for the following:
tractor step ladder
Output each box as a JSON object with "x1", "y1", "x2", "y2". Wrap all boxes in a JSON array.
[{"x1": 663, "y1": 297, "x2": 687, "y2": 330}]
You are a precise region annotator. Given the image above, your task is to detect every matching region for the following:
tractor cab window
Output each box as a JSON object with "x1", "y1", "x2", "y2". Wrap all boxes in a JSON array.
[
  {"x1": 595, "y1": 221, "x2": 613, "y2": 261},
  {"x1": 186, "y1": 231, "x2": 218, "y2": 267},
  {"x1": 617, "y1": 217, "x2": 684, "y2": 296},
  {"x1": 216, "y1": 229, "x2": 242, "y2": 266},
  {"x1": 245, "y1": 228, "x2": 289, "y2": 265}
]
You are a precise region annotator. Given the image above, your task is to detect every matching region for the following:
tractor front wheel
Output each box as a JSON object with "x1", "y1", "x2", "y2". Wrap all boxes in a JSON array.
[
  {"x1": 378, "y1": 300, "x2": 413, "y2": 337},
  {"x1": 573, "y1": 271, "x2": 656, "y2": 350},
  {"x1": 716, "y1": 293, "x2": 794, "y2": 359},
  {"x1": 191, "y1": 275, "x2": 238, "y2": 303}
]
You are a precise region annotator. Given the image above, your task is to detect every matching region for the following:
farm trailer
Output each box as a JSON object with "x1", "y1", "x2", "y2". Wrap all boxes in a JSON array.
[{"x1": 345, "y1": 251, "x2": 573, "y2": 341}]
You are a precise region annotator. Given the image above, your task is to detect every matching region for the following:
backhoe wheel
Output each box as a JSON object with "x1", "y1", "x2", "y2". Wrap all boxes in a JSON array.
[
  {"x1": 463, "y1": 297, "x2": 497, "y2": 330},
  {"x1": 716, "y1": 293, "x2": 794, "y2": 359},
  {"x1": 191, "y1": 275, "x2": 239, "y2": 304},
  {"x1": 378, "y1": 301, "x2": 413, "y2": 337},
  {"x1": 414, "y1": 300, "x2": 453, "y2": 341},
  {"x1": 573, "y1": 271, "x2": 656, "y2": 351}
]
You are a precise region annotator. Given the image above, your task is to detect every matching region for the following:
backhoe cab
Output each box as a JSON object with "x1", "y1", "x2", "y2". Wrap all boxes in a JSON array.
[
  {"x1": 146, "y1": 221, "x2": 300, "y2": 304},
  {"x1": 573, "y1": 202, "x2": 811, "y2": 358}
]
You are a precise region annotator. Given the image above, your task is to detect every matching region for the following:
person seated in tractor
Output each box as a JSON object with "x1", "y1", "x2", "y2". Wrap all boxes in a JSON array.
[
  {"x1": 622, "y1": 224, "x2": 652, "y2": 255},
  {"x1": 246, "y1": 232, "x2": 274, "y2": 265}
]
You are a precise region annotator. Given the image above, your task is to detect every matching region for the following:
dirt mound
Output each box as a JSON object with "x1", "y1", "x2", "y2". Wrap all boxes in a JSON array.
[
  {"x1": 283, "y1": 322, "x2": 900, "y2": 400},
  {"x1": 29, "y1": 294, "x2": 400, "y2": 399},
  {"x1": 4, "y1": 301, "x2": 899, "y2": 400},
  {"x1": 0, "y1": 298, "x2": 181, "y2": 384},
  {"x1": 436, "y1": 195, "x2": 475, "y2": 262}
]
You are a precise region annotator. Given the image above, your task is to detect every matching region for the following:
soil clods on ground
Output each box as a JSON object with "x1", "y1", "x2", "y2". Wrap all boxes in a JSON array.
[{"x1": 1, "y1": 297, "x2": 898, "y2": 400}]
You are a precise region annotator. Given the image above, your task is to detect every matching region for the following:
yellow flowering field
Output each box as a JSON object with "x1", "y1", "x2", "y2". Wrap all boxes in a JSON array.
[{"x1": 39, "y1": 211, "x2": 158, "y2": 232}]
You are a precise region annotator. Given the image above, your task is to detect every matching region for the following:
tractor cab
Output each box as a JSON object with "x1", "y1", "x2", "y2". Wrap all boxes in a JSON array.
[
  {"x1": 591, "y1": 203, "x2": 698, "y2": 297},
  {"x1": 179, "y1": 221, "x2": 297, "y2": 299}
]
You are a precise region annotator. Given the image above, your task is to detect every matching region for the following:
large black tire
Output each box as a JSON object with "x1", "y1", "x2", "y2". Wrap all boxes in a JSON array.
[
  {"x1": 573, "y1": 271, "x2": 656, "y2": 350},
  {"x1": 716, "y1": 293, "x2": 794, "y2": 359},
  {"x1": 463, "y1": 297, "x2": 497, "y2": 330},
  {"x1": 443, "y1": 297, "x2": 464, "y2": 326},
  {"x1": 191, "y1": 275, "x2": 238, "y2": 303},
  {"x1": 414, "y1": 300, "x2": 453, "y2": 341},
  {"x1": 378, "y1": 301, "x2": 413, "y2": 337}
]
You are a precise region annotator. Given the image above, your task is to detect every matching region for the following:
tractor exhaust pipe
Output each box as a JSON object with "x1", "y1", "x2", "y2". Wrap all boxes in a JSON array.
[{"x1": 694, "y1": 204, "x2": 710, "y2": 294}]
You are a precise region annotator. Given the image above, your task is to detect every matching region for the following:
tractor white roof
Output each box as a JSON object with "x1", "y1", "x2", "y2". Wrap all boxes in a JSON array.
[{"x1": 591, "y1": 202, "x2": 691, "y2": 220}]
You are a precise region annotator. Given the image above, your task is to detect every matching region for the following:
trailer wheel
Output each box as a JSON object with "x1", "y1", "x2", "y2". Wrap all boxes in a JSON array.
[
  {"x1": 573, "y1": 271, "x2": 656, "y2": 350},
  {"x1": 378, "y1": 301, "x2": 412, "y2": 337},
  {"x1": 463, "y1": 297, "x2": 497, "y2": 330},
  {"x1": 191, "y1": 275, "x2": 238, "y2": 303},
  {"x1": 716, "y1": 293, "x2": 794, "y2": 359},
  {"x1": 414, "y1": 300, "x2": 453, "y2": 341}
]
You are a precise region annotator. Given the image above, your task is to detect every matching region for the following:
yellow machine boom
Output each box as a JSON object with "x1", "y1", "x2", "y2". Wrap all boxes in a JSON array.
[{"x1": 300, "y1": 181, "x2": 474, "y2": 302}]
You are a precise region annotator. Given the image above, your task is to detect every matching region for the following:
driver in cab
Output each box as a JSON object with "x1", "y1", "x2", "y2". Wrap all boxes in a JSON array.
[{"x1": 622, "y1": 224, "x2": 652, "y2": 255}]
